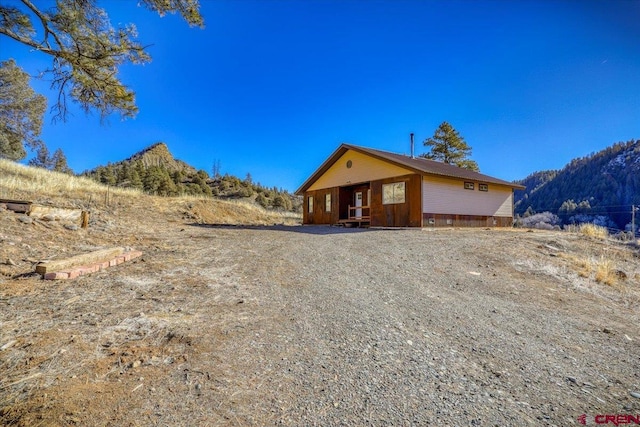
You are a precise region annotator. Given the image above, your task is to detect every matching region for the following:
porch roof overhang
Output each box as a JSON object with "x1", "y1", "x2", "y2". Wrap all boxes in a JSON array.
[{"x1": 295, "y1": 144, "x2": 525, "y2": 195}]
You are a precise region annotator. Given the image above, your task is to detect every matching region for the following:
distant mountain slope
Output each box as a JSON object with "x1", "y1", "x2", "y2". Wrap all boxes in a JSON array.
[
  {"x1": 514, "y1": 170, "x2": 559, "y2": 207},
  {"x1": 515, "y1": 139, "x2": 640, "y2": 230}
]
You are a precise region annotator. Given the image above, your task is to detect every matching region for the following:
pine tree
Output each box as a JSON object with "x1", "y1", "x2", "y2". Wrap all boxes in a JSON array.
[
  {"x1": 51, "y1": 148, "x2": 72, "y2": 174},
  {"x1": 129, "y1": 169, "x2": 143, "y2": 190},
  {"x1": 28, "y1": 145, "x2": 53, "y2": 169},
  {"x1": 421, "y1": 122, "x2": 479, "y2": 171},
  {"x1": 1, "y1": 1, "x2": 203, "y2": 120},
  {"x1": 118, "y1": 162, "x2": 132, "y2": 184},
  {"x1": 0, "y1": 60, "x2": 47, "y2": 160},
  {"x1": 100, "y1": 164, "x2": 117, "y2": 186},
  {"x1": 256, "y1": 193, "x2": 269, "y2": 209}
]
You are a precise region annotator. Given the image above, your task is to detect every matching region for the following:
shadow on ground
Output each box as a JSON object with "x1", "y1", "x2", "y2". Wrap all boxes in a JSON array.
[{"x1": 185, "y1": 223, "x2": 401, "y2": 235}]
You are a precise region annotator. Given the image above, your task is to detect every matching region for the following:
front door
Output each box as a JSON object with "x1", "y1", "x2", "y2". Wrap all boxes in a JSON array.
[{"x1": 355, "y1": 191, "x2": 363, "y2": 218}]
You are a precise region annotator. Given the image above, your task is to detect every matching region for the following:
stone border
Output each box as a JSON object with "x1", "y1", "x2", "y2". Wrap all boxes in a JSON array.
[{"x1": 43, "y1": 251, "x2": 143, "y2": 280}]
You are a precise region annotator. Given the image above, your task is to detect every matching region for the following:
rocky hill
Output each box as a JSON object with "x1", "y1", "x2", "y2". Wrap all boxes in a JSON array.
[
  {"x1": 515, "y1": 139, "x2": 640, "y2": 231},
  {"x1": 83, "y1": 142, "x2": 301, "y2": 212},
  {"x1": 122, "y1": 142, "x2": 196, "y2": 173}
]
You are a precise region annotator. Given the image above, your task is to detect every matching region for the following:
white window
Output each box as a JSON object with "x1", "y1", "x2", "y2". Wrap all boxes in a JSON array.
[
  {"x1": 308, "y1": 196, "x2": 313, "y2": 213},
  {"x1": 325, "y1": 193, "x2": 331, "y2": 212},
  {"x1": 479, "y1": 183, "x2": 488, "y2": 192},
  {"x1": 382, "y1": 182, "x2": 405, "y2": 205},
  {"x1": 464, "y1": 182, "x2": 474, "y2": 190}
]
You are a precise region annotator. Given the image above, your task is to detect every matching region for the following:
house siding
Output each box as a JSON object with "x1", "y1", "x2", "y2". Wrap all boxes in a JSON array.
[
  {"x1": 308, "y1": 149, "x2": 412, "y2": 191},
  {"x1": 303, "y1": 188, "x2": 339, "y2": 225},
  {"x1": 370, "y1": 174, "x2": 422, "y2": 227},
  {"x1": 422, "y1": 175, "x2": 513, "y2": 217}
]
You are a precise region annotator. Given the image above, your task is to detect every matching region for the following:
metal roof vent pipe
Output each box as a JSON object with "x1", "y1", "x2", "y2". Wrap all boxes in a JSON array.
[{"x1": 410, "y1": 133, "x2": 415, "y2": 159}]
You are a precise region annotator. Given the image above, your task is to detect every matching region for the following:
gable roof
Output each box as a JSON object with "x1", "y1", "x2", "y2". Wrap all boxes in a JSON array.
[{"x1": 296, "y1": 143, "x2": 525, "y2": 194}]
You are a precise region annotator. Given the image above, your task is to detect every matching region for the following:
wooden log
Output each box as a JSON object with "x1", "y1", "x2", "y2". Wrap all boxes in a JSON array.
[
  {"x1": 0, "y1": 198, "x2": 32, "y2": 203},
  {"x1": 36, "y1": 247, "x2": 125, "y2": 275},
  {"x1": 0, "y1": 198, "x2": 32, "y2": 213},
  {"x1": 5, "y1": 202, "x2": 32, "y2": 213},
  {"x1": 29, "y1": 205, "x2": 83, "y2": 222}
]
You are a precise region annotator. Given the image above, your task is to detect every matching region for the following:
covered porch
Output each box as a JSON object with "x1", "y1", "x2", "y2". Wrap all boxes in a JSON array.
[{"x1": 336, "y1": 184, "x2": 371, "y2": 227}]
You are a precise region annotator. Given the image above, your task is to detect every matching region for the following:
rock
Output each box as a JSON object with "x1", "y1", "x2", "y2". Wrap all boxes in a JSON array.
[
  {"x1": 18, "y1": 215, "x2": 33, "y2": 224},
  {"x1": 631, "y1": 391, "x2": 640, "y2": 399},
  {"x1": 41, "y1": 214, "x2": 56, "y2": 221},
  {"x1": 615, "y1": 270, "x2": 627, "y2": 280},
  {"x1": 64, "y1": 224, "x2": 79, "y2": 231},
  {"x1": 5, "y1": 258, "x2": 16, "y2": 266}
]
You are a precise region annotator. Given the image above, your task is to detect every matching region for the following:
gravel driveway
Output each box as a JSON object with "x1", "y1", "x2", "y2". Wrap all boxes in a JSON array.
[{"x1": 175, "y1": 226, "x2": 639, "y2": 426}]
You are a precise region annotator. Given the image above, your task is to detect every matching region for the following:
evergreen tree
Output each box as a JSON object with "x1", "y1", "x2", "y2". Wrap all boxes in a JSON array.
[
  {"x1": 28, "y1": 145, "x2": 53, "y2": 169},
  {"x1": 118, "y1": 162, "x2": 132, "y2": 184},
  {"x1": 0, "y1": 1, "x2": 203, "y2": 120},
  {"x1": 129, "y1": 169, "x2": 143, "y2": 189},
  {"x1": 157, "y1": 172, "x2": 178, "y2": 196},
  {"x1": 272, "y1": 194, "x2": 292, "y2": 211},
  {"x1": 255, "y1": 193, "x2": 269, "y2": 209},
  {"x1": 100, "y1": 164, "x2": 117, "y2": 186},
  {"x1": 421, "y1": 122, "x2": 479, "y2": 171},
  {"x1": 51, "y1": 148, "x2": 72, "y2": 174},
  {"x1": 0, "y1": 59, "x2": 47, "y2": 160},
  {"x1": 143, "y1": 166, "x2": 163, "y2": 194}
]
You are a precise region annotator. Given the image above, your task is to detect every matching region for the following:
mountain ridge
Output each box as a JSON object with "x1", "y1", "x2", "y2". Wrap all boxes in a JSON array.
[{"x1": 514, "y1": 139, "x2": 640, "y2": 231}]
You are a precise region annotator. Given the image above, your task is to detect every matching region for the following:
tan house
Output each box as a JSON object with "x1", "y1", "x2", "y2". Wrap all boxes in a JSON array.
[{"x1": 295, "y1": 144, "x2": 525, "y2": 227}]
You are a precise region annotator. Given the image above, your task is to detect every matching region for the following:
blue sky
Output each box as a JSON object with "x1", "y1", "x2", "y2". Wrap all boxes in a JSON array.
[{"x1": 3, "y1": 0, "x2": 639, "y2": 191}]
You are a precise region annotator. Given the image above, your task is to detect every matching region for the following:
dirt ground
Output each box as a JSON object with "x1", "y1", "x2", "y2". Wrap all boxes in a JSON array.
[{"x1": 1, "y1": 199, "x2": 639, "y2": 426}]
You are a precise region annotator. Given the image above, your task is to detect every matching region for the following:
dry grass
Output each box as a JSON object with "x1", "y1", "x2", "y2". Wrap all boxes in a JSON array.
[
  {"x1": 183, "y1": 198, "x2": 300, "y2": 225},
  {"x1": 559, "y1": 253, "x2": 620, "y2": 286},
  {"x1": 573, "y1": 256, "x2": 592, "y2": 278},
  {"x1": 0, "y1": 159, "x2": 141, "y2": 201},
  {"x1": 594, "y1": 256, "x2": 618, "y2": 286},
  {"x1": 578, "y1": 223, "x2": 609, "y2": 239},
  {"x1": 0, "y1": 159, "x2": 301, "y2": 226}
]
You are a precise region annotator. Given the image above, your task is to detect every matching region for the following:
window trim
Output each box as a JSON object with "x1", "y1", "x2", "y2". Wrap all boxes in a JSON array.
[
  {"x1": 464, "y1": 182, "x2": 475, "y2": 190},
  {"x1": 479, "y1": 183, "x2": 488, "y2": 192},
  {"x1": 382, "y1": 181, "x2": 406, "y2": 205}
]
